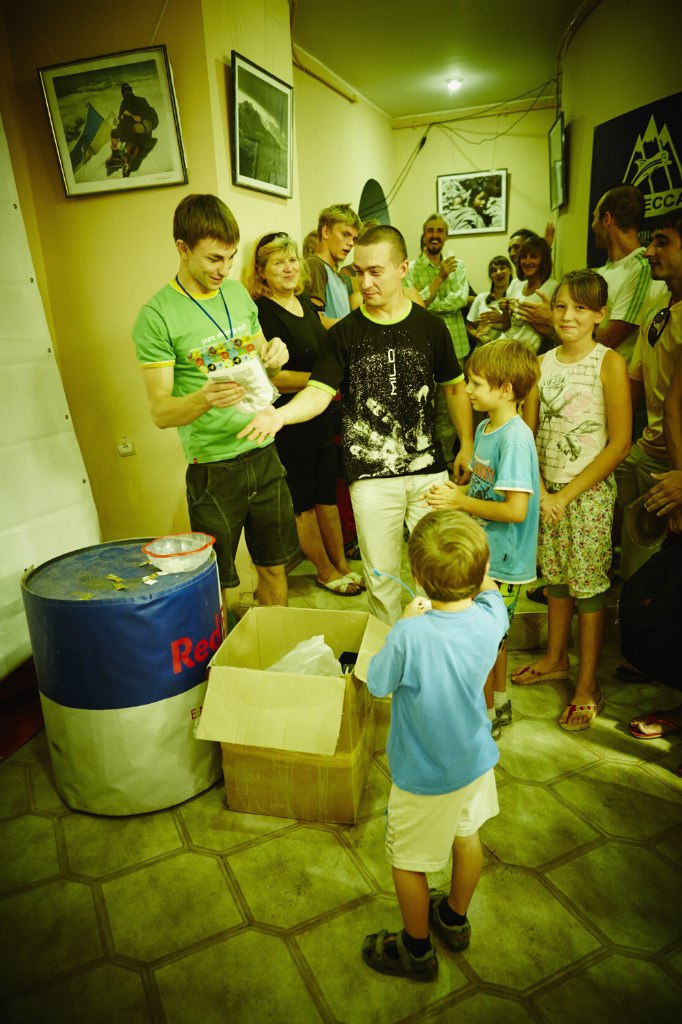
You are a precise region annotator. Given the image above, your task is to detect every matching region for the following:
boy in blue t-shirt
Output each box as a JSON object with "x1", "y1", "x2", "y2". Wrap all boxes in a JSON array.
[
  {"x1": 363, "y1": 510, "x2": 508, "y2": 981},
  {"x1": 424, "y1": 339, "x2": 541, "y2": 736}
]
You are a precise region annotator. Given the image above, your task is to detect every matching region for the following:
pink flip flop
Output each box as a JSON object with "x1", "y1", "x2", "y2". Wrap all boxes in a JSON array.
[
  {"x1": 629, "y1": 714, "x2": 682, "y2": 740},
  {"x1": 559, "y1": 697, "x2": 604, "y2": 731},
  {"x1": 510, "y1": 664, "x2": 569, "y2": 686}
]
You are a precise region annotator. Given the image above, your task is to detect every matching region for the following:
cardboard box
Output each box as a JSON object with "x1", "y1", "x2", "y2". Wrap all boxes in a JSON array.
[{"x1": 196, "y1": 607, "x2": 390, "y2": 823}]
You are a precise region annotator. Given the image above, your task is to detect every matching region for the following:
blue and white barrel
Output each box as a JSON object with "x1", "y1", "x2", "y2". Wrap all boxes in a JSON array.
[{"x1": 21, "y1": 539, "x2": 222, "y2": 814}]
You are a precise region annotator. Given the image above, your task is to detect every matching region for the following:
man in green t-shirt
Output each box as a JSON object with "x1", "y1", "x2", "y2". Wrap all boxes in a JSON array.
[{"x1": 133, "y1": 193, "x2": 299, "y2": 604}]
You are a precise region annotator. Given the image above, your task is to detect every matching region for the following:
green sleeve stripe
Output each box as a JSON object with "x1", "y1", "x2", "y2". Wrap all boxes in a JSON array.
[{"x1": 307, "y1": 379, "x2": 337, "y2": 397}]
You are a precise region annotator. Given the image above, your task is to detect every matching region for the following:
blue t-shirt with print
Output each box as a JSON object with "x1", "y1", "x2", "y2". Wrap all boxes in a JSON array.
[{"x1": 468, "y1": 415, "x2": 539, "y2": 584}]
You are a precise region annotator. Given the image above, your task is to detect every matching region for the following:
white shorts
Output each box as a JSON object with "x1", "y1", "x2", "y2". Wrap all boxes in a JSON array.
[{"x1": 385, "y1": 768, "x2": 498, "y2": 872}]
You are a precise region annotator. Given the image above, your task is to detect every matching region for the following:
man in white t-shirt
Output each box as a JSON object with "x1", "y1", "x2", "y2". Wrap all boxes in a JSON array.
[
  {"x1": 520, "y1": 189, "x2": 665, "y2": 359},
  {"x1": 590, "y1": 185, "x2": 668, "y2": 361}
]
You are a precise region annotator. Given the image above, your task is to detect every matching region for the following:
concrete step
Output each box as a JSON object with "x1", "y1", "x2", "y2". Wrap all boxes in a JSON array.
[{"x1": 506, "y1": 580, "x2": 621, "y2": 651}]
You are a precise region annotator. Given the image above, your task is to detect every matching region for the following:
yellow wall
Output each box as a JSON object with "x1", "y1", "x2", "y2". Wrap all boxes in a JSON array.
[
  {"x1": 293, "y1": 64, "x2": 393, "y2": 236},
  {"x1": 0, "y1": 0, "x2": 298, "y2": 541},
  {"x1": 201, "y1": 0, "x2": 302, "y2": 262},
  {"x1": 389, "y1": 108, "x2": 555, "y2": 291},
  {"x1": 557, "y1": 0, "x2": 682, "y2": 278},
  {"x1": 1, "y1": 0, "x2": 216, "y2": 539},
  {"x1": 1, "y1": 0, "x2": 678, "y2": 545}
]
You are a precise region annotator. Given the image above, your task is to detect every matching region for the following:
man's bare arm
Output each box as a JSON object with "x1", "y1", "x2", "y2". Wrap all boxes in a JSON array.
[
  {"x1": 142, "y1": 366, "x2": 246, "y2": 429},
  {"x1": 595, "y1": 319, "x2": 637, "y2": 350},
  {"x1": 237, "y1": 384, "x2": 333, "y2": 444}
]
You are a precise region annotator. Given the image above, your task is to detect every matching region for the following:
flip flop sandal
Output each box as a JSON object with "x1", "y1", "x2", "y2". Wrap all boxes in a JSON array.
[
  {"x1": 628, "y1": 714, "x2": 682, "y2": 740},
  {"x1": 315, "y1": 577, "x2": 361, "y2": 596},
  {"x1": 559, "y1": 697, "x2": 604, "y2": 731},
  {"x1": 344, "y1": 571, "x2": 366, "y2": 590},
  {"x1": 510, "y1": 664, "x2": 569, "y2": 685},
  {"x1": 361, "y1": 930, "x2": 437, "y2": 981},
  {"x1": 526, "y1": 586, "x2": 548, "y2": 606}
]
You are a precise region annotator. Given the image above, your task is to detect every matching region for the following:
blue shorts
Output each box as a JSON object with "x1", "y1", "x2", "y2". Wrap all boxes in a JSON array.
[{"x1": 186, "y1": 444, "x2": 300, "y2": 587}]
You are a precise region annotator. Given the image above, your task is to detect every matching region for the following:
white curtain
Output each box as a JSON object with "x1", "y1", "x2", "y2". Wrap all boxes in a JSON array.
[{"x1": 0, "y1": 115, "x2": 100, "y2": 680}]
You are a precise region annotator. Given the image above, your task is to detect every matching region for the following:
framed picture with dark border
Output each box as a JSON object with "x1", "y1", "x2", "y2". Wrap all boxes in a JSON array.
[
  {"x1": 549, "y1": 113, "x2": 568, "y2": 210},
  {"x1": 231, "y1": 51, "x2": 293, "y2": 198},
  {"x1": 39, "y1": 45, "x2": 187, "y2": 198},
  {"x1": 437, "y1": 170, "x2": 507, "y2": 235}
]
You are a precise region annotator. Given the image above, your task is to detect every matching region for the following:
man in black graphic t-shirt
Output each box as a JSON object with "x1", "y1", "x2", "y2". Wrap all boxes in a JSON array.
[{"x1": 239, "y1": 225, "x2": 474, "y2": 623}]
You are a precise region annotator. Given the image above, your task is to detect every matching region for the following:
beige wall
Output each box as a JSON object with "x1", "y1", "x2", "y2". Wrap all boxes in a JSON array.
[
  {"x1": 202, "y1": 0, "x2": 302, "y2": 263},
  {"x1": 1, "y1": 0, "x2": 216, "y2": 539},
  {"x1": 294, "y1": 65, "x2": 393, "y2": 236},
  {"x1": 556, "y1": 0, "x2": 682, "y2": 278},
  {"x1": 1, "y1": 0, "x2": 677, "y2": 545},
  {"x1": 389, "y1": 108, "x2": 555, "y2": 292},
  {"x1": 0, "y1": 0, "x2": 297, "y2": 541}
]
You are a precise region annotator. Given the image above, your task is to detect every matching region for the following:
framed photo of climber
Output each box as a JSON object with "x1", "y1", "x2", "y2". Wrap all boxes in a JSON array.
[
  {"x1": 437, "y1": 170, "x2": 508, "y2": 236},
  {"x1": 231, "y1": 51, "x2": 293, "y2": 198},
  {"x1": 39, "y1": 45, "x2": 188, "y2": 198}
]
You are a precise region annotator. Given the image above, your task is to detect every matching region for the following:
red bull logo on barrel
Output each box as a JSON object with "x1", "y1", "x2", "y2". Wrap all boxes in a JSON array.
[{"x1": 171, "y1": 613, "x2": 223, "y2": 674}]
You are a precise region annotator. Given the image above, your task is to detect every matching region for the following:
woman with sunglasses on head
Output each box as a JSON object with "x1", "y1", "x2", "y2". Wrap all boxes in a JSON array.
[
  {"x1": 245, "y1": 233, "x2": 364, "y2": 596},
  {"x1": 511, "y1": 269, "x2": 631, "y2": 731}
]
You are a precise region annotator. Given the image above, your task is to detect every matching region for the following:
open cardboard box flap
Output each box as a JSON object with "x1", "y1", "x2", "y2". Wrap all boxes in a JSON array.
[{"x1": 196, "y1": 607, "x2": 390, "y2": 757}]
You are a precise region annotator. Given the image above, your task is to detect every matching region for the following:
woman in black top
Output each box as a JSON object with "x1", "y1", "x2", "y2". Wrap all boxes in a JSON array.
[{"x1": 245, "y1": 233, "x2": 364, "y2": 595}]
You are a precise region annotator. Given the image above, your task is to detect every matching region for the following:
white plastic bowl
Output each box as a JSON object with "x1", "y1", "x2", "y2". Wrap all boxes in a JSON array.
[{"x1": 142, "y1": 533, "x2": 216, "y2": 574}]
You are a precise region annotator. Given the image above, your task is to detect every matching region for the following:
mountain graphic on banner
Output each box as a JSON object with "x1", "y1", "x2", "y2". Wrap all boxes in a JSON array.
[{"x1": 624, "y1": 115, "x2": 682, "y2": 214}]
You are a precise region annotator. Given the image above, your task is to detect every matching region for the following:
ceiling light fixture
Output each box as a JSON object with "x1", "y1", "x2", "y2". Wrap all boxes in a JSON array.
[{"x1": 447, "y1": 78, "x2": 463, "y2": 93}]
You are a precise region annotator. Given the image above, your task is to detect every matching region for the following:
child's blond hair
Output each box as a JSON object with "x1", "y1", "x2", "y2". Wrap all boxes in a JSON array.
[
  {"x1": 408, "y1": 510, "x2": 489, "y2": 601},
  {"x1": 466, "y1": 339, "x2": 540, "y2": 402}
]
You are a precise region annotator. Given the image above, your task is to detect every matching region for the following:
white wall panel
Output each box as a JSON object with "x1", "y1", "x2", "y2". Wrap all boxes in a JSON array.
[{"x1": 0, "y1": 116, "x2": 100, "y2": 679}]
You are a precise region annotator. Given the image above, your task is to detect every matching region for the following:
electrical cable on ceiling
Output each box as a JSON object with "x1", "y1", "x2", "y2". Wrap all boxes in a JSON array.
[
  {"x1": 362, "y1": 73, "x2": 558, "y2": 215},
  {"x1": 437, "y1": 79, "x2": 558, "y2": 147}
]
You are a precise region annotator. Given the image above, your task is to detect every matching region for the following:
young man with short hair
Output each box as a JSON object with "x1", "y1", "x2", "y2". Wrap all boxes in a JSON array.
[
  {"x1": 306, "y1": 202, "x2": 361, "y2": 321},
  {"x1": 239, "y1": 225, "x2": 474, "y2": 624},
  {"x1": 591, "y1": 184, "x2": 667, "y2": 357},
  {"x1": 133, "y1": 193, "x2": 299, "y2": 605}
]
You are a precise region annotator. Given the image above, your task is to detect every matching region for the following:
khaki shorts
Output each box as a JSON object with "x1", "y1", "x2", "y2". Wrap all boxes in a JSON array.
[{"x1": 385, "y1": 768, "x2": 499, "y2": 872}]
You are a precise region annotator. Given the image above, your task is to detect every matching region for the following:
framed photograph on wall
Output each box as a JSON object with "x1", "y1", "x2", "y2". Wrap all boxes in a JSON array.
[
  {"x1": 39, "y1": 46, "x2": 187, "y2": 198},
  {"x1": 437, "y1": 170, "x2": 507, "y2": 236},
  {"x1": 549, "y1": 113, "x2": 568, "y2": 210},
  {"x1": 231, "y1": 51, "x2": 293, "y2": 198}
]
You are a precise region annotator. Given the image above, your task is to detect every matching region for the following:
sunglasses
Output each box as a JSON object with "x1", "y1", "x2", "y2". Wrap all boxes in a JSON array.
[
  {"x1": 647, "y1": 303, "x2": 671, "y2": 347},
  {"x1": 256, "y1": 231, "x2": 288, "y2": 254}
]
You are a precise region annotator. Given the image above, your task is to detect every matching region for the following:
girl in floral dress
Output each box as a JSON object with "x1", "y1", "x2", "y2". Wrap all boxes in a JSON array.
[{"x1": 510, "y1": 270, "x2": 631, "y2": 730}]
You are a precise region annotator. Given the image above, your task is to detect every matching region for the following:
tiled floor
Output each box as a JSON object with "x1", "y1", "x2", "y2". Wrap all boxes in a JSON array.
[{"x1": 2, "y1": 557, "x2": 682, "y2": 1023}]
